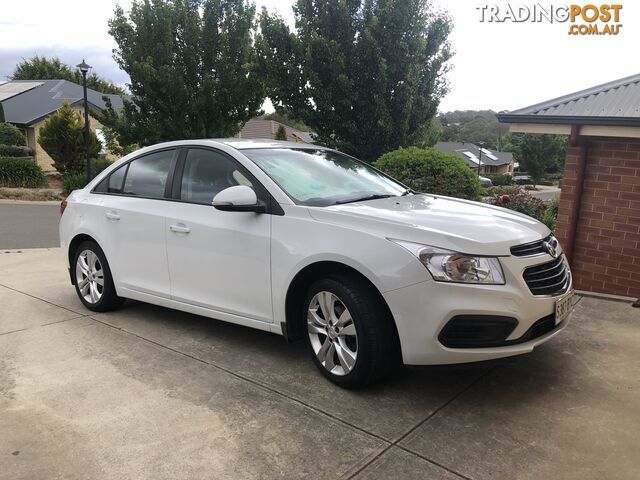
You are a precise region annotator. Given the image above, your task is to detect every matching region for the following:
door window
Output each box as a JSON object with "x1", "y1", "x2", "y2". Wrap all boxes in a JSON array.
[
  {"x1": 180, "y1": 148, "x2": 253, "y2": 204},
  {"x1": 106, "y1": 165, "x2": 126, "y2": 193},
  {"x1": 122, "y1": 150, "x2": 174, "y2": 198}
]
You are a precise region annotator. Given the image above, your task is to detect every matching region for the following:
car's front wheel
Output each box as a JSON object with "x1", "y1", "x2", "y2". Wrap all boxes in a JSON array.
[
  {"x1": 73, "y1": 240, "x2": 124, "y2": 312},
  {"x1": 303, "y1": 274, "x2": 399, "y2": 388}
]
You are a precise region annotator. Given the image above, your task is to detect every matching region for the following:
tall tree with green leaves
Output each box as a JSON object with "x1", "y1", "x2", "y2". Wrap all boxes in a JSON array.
[
  {"x1": 102, "y1": 0, "x2": 264, "y2": 147},
  {"x1": 12, "y1": 55, "x2": 125, "y2": 95},
  {"x1": 256, "y1": 0, "x2": 452, "y2": 162},
  {"x1": 508, "y1": 134, "x2": 567, "y2": 186}
]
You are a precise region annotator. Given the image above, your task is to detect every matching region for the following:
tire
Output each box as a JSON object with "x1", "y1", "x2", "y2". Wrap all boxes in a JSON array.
[
  {"x1": 72, "y1": 240, "x2": 124, "y2": 312},
  {"x1": 303, "y1": 274, "x2": 399, "y2": 388}
]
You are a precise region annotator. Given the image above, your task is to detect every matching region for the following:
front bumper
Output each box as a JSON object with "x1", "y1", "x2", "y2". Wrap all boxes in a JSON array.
[{"x1": 384, "y1": 253, "x2": 573, "y2": 365}]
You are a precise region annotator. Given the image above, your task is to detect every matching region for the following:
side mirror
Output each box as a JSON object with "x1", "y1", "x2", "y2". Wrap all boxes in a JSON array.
[{"x1": 212, "y1": 185, "x2": 266, "y2": 213}]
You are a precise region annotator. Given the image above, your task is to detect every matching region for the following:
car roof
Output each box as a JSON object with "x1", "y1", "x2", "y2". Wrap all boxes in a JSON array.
[{"x1": 212, "y1": 138, "x2": 326, "y2": 151}]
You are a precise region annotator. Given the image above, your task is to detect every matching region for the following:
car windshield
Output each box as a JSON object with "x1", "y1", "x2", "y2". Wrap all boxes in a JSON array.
[{"x1": 242, "y1": 148, "x2": 407, "y2": 207}]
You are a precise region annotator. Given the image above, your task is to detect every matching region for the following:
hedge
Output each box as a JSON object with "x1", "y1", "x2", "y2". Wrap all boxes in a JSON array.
[
  {"x1": 484, "y1": 173, "x2": 513, "y2": 186},
  {"x1": 0, "y1": 157, "x2": 47, "y2": 188},
  {"x1": 0, "y1": 123, "x2": 26, "y2": 146},
  {"x1": 373, "y1": 147, "x2": 483, "y2": 200},
  {"x1": 62, "y1": 159, "x2": 113, "y2": 195},
  {"x1": 62, "y1": 173, "x2": 88, "y2": 195},
  {"x1": 0, "y1": 144, "x2": 33, "y2": 158}
]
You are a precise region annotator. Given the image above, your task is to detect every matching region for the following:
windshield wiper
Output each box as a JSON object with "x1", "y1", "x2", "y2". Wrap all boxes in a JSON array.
[
  {"x1": 333, "y1": 194, "x2": 397, "y2": 205},
  {"x1": 400, "y1": 188, "x2": 414, "y2": 196}
]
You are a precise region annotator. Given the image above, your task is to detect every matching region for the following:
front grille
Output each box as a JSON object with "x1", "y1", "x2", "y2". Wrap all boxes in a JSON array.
[
  {"x1": 511, "y1": 235, "x2": 554, "y2": 257},
  {"x1": 523, "y1": 256, "x2": 570, "y2": 296}
]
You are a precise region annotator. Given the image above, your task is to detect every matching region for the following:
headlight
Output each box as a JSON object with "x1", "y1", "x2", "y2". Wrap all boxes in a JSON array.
[{"x1": 389, "y1": 239, "x2": 505, "y2": 285}]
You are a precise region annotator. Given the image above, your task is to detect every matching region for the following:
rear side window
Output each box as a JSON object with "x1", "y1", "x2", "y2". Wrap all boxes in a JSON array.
[
  {"x1": 106, "y1": 166, "x2": 126, "y2": 193},
  {"x1": 180, "y1": 148, "x2": 253, "y2": 204},
  {"x1": 122, "y1": 150, "x2": 174, "y2": 198}
]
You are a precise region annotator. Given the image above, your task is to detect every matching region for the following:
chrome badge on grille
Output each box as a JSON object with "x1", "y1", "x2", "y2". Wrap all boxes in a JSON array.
[{"x1": 542, "y1": 237, "x2": 559, "y2": 258}]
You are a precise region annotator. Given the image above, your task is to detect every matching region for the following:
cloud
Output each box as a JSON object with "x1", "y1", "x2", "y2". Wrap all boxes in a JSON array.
[{"x1": 0, "y1": 45, "x2": 129, "y2": 88}]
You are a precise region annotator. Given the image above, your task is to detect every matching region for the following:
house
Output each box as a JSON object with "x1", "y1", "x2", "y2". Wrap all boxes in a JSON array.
[
  {"x1": 497, "y1": 73, "x2": 640, "y2": 299},
  {"x1": 0, "y1": 80, "x2": 125, "y2": 172},
  {"x1": 237, "y1": 117, "x2": 314, "y2": 144},
  {"x1": 435, "y1": 141, "x2": 515, "y2": 175}
]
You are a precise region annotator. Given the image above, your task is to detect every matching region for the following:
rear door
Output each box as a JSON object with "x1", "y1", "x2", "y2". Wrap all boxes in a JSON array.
[
  {"x1": 95, "y1": 148, "x2": 177, "y2": 298},
  {"x1": 165, "y1": 147, "x2": 272, "y2": 322}
]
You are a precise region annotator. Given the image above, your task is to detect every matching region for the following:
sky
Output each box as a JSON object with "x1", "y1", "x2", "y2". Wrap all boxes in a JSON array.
[{"x1": 0, "y1": 0, "x2": 638, "y2": 113}]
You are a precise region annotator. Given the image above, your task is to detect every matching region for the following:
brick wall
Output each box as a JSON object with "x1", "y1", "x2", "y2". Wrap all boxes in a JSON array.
[{"x1": 556, "y1": 136, "x2": 640, "y2": 298}]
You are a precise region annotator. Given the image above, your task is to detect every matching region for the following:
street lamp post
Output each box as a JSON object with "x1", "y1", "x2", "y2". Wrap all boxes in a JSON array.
[
  {"x1": 76, "y1": 60, "x2": 92, "y2": 183},
  {"x1": 477, "y1": 141, "x2": 484, "y2": 177}
]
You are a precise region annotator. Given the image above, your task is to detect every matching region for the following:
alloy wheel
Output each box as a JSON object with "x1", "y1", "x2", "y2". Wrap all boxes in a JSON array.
[
  {"x1": 307, "y1": 291, "x2": 358, "y2": 376},
  {"x1": 75, "y1": 249, "x2": 104, "y2": 304}
]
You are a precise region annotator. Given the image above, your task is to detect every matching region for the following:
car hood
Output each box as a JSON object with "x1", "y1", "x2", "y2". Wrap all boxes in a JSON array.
[{"x1": 307, "y1": 194, "x2": 550, "y2": 256}]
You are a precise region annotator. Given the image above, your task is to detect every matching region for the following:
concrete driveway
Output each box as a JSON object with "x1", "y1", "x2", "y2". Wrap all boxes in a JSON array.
[
  {"x1": 1, "y1": 249, "x2": 639, "y2": 480},
  {"x1": 0, "y1": 201, "x2": 60, "y2": 249}
]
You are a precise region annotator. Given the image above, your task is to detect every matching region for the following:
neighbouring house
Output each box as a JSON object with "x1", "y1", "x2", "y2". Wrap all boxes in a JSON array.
[
  {"x1": 237, "y1": 117, "x2": 315, "y2": 144},
  {"x1": 435, "y1": 141, "x2": 515, "y2": 175},
  {"x1": 0, "y1": 80, "x2": 125, "y2": 172},
  {"x1": 498, "y1": 73, "x2": 640, "y2": 299}
]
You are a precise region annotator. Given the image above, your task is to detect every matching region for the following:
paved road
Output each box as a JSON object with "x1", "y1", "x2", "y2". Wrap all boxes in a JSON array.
[
  {"x1": 529, "y1": 188, "x2": 561, "y2": 202},
  {"x1": 1, "y1": 248, "x2": 639, "y2": 479},
  {"x1": 0, "y1": 202, "x2": 60, "y2": 249}
]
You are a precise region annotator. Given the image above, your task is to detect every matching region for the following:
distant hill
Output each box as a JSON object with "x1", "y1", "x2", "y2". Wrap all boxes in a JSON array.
[{"x1": 438, "y1": 110, "x2": 510, "y2": 151}]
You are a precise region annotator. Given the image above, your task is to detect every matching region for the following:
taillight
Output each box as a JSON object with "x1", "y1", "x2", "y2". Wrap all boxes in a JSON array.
[{"x1": 60, "y1": 198, "x2": 68, "y2": 216}]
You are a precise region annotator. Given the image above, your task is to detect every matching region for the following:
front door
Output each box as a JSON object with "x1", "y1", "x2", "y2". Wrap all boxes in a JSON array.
[{"x1": 165, "y1": 148, "x2": 272, "y2": 322}]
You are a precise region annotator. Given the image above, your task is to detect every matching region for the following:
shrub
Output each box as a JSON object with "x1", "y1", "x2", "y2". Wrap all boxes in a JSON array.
[
  {"x1": 485, "y1": 186, "x2": 553, "y2": 226},
  {"x1": 484, "y1": 173, "x2": 513, "y2": 186},
  {"x1": 374, "y1": 147, "x2": 482, "y2": 200},
  {"x1": 0, "y1": 122, "x2": 26, "y2": 146},
  {"x1": 486, "y1": 185, "x2": 521, "y2": 196},
  {"x1": 62, "y1": 173, "x2": 88, "y2": 195},
  {"x1": 0, "y1": 144, "x2": 33, "y2": 157},
  {"x1": 61, "y1": 159, "x2": 113, "y2": 195},
  {"x1": 38, "y1": 101, "x2": 100, "y2": 174},
  {"x1": 541, "y1": 198, "x2": 559, "y2": 231},
  {"x1": 0, "y1": 157, "x2": 47, "y2": 188},
  {"x1": 275, "y1": 124, "x2": 288, "y2": 141}
]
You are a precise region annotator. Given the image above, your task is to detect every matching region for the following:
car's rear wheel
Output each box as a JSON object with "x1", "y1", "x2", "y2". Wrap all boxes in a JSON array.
[
  {"x1": 303, "y1": 274, "x2": 399, "y2": 388},
  {"x1": 73, "y1": 240, "x2": 124, "y2": 312}
]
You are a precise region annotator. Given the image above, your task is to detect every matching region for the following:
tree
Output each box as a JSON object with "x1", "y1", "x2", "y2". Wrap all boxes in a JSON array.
[
  {"x1": 12, "y1": 55, "x2": 125, "y2": 95},
  {"x1": 0, "y1": 102, "x2": 4, "y2": 123},
  {"x1": 102, "y1": 0, "x2": 264, "y2": 147},
  {"x1": 275, "y1": 124, "x2": 288, "y2": 140},
  {"x1": 38, "y1": 102, "x2": 101, "y2": 175},
  {"x1": 256, "y1": 0, "x2": 452, "y2": 162},
  {"x1": 510, "y1": 134, "x2": 567, "y2": 185},
  {"x1": 438, "y1": 110, "x2": 510, "y2": 150}
]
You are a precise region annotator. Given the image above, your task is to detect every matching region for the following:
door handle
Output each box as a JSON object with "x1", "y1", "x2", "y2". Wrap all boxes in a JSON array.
[
  {"x1": 105, "y1": 211, "x2": 120, "y2": 221},
  {"x1": 169, "y1": 224, "x2": 191, "y2": 234}
]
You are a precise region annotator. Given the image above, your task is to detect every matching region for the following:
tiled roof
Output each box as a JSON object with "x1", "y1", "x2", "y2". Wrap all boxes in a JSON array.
[
  {"x1": 435, "y1": 141, "x2": 514, "y2": 167},
  {"x1": 0, "y1": 79, "x2": 126, "y2": 126},
  {"x1": 237, "y1": 118, "x2": 315, "y2": 144}
]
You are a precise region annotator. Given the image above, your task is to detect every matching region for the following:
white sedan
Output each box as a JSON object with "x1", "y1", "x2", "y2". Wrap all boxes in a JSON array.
[{"x1": 60, "y1": 140, "x2": 574, "y2": 388}]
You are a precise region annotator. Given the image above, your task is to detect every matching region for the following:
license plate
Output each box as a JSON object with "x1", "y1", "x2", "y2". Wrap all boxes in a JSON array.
[{"x1": 555, "y1": 290, "x2": 575, "y2": 325}]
